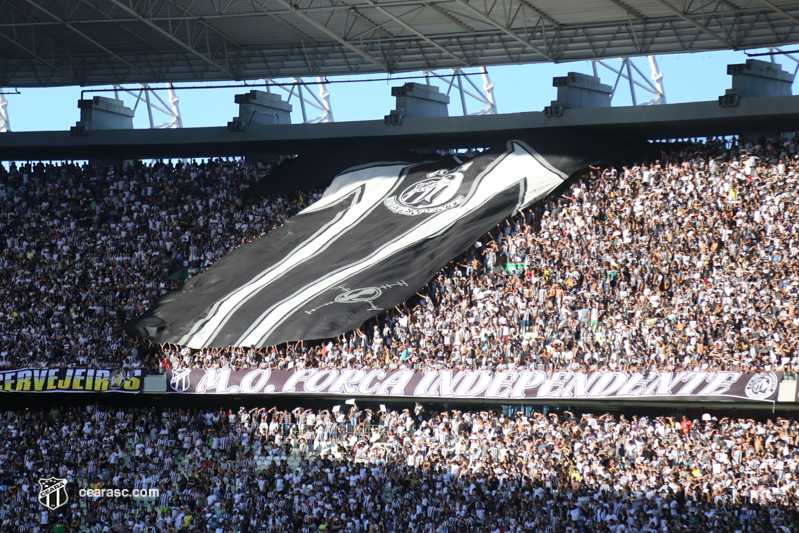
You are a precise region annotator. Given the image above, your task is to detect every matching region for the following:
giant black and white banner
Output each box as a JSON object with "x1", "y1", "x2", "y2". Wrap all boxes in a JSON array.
[
  {"x1": 127, "y1": 136, "x2": 616, "y2": 348},
  {"x1": 166, "y1": 369, "x2": 781, "y2": 402},
  {"x1": 0, "y1": 368, "x2": 143, "y2": 393}
]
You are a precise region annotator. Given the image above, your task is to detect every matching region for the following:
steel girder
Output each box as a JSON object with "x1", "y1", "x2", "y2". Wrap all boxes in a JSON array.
[{"x1": 0, "y1": 0, "x2": 797, "y2": 87}]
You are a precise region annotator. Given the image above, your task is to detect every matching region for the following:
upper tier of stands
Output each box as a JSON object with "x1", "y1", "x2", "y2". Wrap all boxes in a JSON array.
[{"x1": 1, "y1": 137, "x2": 797, "y2": 375}]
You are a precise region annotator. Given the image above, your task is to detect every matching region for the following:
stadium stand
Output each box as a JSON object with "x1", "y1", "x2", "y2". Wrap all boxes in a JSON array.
[
  {"x1": 1, "y1": 404, "x2": 798, "y2": 532},
  {"x1": 5, "y1": 136, "x2": 796, "y2": 376},
  {"x1": 2, "y1": 134, "x2": 799, "y2": 532}
]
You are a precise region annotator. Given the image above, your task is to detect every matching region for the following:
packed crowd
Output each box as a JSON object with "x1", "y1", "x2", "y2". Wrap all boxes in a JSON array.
[
  {"x1": 163, "y1": 136, "x2": 799, "y2": 374},
  {"x1": 0, "y1": 158, "x2": 314, "y2": 370},
  {"x1": 2, "y1": 136, "x2": 799, "y2": 375},
  {"x1": 1, "y1": 404, "x2": 798, "y2": 532}
]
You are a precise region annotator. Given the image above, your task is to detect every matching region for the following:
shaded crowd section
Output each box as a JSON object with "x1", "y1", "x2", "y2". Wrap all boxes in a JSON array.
[{"x1": 1, "y1": 404, "x2": 797, "y2": 532}]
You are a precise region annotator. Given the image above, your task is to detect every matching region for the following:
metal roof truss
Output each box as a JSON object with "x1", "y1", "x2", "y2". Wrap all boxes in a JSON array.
[{"x1": 0, "y1": 0, "x2": 797, "y2": 86}]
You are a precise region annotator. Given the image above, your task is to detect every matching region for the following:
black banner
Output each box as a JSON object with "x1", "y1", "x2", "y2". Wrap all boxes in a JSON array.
[
  {"x1": 0, "y1": 368, "x2": 142, "y2": 393},
  {"x1": 165, "y1": 369, "x2": 781, "y2": 402}
]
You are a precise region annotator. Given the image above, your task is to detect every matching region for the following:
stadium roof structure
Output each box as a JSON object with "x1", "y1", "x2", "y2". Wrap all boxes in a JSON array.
[{"x1": 1, "y1": 0, "x2": 798, "y2": 87}]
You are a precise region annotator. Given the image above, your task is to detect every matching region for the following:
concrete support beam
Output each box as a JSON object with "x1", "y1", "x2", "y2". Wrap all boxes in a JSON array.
[
  {"x1": 385, "y1": 83, "x2": 449, "y2": 125},
  {"x1": 228, "y1": 91, "x2": 293, "y2": 131},
  {"x1": 544, "y1": 73, "x2": 612, "y2": 117},
  {"x1": 720, "y1": 59, "x2": 793, "y2": 107},
  {"x1": 8, "y1": 95, "x2": 799, "y2": 161},
  {"x1": 71, "y1": 96, "x2": 134, "y2": 135}
]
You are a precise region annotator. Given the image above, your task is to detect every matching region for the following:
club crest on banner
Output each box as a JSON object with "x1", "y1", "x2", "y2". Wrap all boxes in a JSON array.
[
  {"x1": 744, "y1": 373, "x2": 779, "y2": 400},
  {"x1": 384, "y1": 163, "x2": 471, "y2": 216},
  {"x1": 170, "y1": 369, "x2": 193, "y2": 392},
  {"x1": 38, "y1": 477, "x2": 68, "y2": 510}
]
